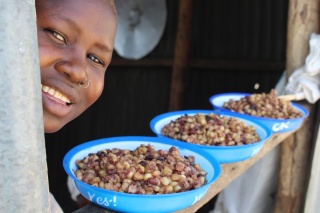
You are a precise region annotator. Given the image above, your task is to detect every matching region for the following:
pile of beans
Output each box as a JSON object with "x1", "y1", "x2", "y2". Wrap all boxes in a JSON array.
[
  {"x1": 74, "y1": 144, "x2": 207, "y2": 194},
  {"x1": 161, "y1": 112, "x2": 260, "y2": 146},
  {"x1": 222, "y1": 89, "x2": 303, "y2": 119}
]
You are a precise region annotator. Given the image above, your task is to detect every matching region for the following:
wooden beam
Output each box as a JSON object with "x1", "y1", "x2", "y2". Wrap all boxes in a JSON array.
[
  {"x1": 274, "y1": 104, "x2": 316, "y2": 213},
  {"x1": 285, "y1": 0, "x2": 320, "y2": 80},
  {"x1": 110, "y1": 58, "x2": 173, "y2": 67},
  {"x1": 273, "y1": 0, "x2": 320, "y2": 212},
  {"x1": 110, "y1": 58, "x2": 285, "y2": 71},
  {"x1": 191, "y1": 59, "x2": 285, "y2": 71},
  {"x1": 169, "y1": 0, "x2": 194, "y2": 111},
  {"x1": 177, "y1": 132, "x2": 296, "y2": 213}
]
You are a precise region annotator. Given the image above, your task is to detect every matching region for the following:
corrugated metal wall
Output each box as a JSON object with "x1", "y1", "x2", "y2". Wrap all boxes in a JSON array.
[
  {"x1": 192, "y1": 0, "x2": 288, "y2": 60},
  {"x1": 45, "y1": 0, "x2": 288, "y2": 212}
]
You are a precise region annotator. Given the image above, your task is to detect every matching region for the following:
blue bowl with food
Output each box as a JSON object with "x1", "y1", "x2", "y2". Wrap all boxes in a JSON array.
[
  {"x1": 63, "y1": 136, "x2": 221, "y2": 213},
  {"x1": 150, "y1": 110, "x2": 272, "y2": 163},
  {"x1": 209, "y1": 91, "x2": 309, "y2": 133}
]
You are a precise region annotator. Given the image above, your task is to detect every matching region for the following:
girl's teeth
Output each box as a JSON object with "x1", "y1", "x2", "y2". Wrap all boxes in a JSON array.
[
  {"x1": 61, "y1": 96, "x2": 70, "y2": 103},
  {"x1": 41, "y1": 84, "x2": 71, "y2": 104},
  {"x1": 54, "y1": 91, "x2": 63, "y2": 99},
  {"x1": 48, "y1": 88, "x2": 55, "y2": 96},
  {"x1": 42, "y1": 85, "x2": 49, "y2": 92}
]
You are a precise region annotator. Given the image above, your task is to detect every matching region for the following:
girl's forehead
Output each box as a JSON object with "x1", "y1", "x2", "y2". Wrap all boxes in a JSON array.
[
  {"x1": 37, "y1": 0, "x2": 116, "y2": 16},
  {"x1": 36, "y1": 0, "x2": 117, "y2": 54},
  {"x1": 36, "y1": 0, "x2": 117, "y2": 31}
]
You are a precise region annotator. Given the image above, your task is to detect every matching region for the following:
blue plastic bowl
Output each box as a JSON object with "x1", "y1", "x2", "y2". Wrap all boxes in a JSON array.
[
  {"x1": 150, "y1": 110, "x2": 272, "y2": 163},
  {"x1": 209, "y1": 93, "x2": 309, "y2": 133},
  {"x1": 63, "y1": 136, "x2": 221, "y2": 213}
]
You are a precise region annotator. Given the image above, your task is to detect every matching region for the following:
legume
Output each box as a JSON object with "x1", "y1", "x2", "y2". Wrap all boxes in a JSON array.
[
  {"x1": 74, "y1": 144, "x2": 207, "y2": 194},
  {"x1": 222, "y1": 89, "x2": 303, "y2": 119},
  {"x1": 161, "y1": 112, "x2": 260, "y2": 146}
]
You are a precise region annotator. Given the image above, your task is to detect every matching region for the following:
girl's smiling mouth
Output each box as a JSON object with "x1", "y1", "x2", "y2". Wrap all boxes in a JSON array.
[{"x1": 41, "y1": 84, "x2": 71, "y2": 105}]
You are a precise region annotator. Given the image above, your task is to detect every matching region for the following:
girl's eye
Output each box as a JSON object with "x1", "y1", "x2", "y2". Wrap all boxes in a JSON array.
[
  {"x1": 52, "y1": 31, "x2": 65, "y2": 42},
  {"x1": 87, "y1": 54, "x2": 104, "y2": 65},
  {"x1": 45, "y1": 29, "x2": 66, "y2": 44}
]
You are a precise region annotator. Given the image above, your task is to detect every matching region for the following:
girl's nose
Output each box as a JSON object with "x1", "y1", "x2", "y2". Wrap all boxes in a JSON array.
[{"x1": 55, "y1": 56, "x2": 88, "y2": 86}]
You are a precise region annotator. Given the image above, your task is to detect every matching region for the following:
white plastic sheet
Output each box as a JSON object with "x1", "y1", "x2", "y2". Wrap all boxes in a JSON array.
[
  {"x1": 285, "y1": 33, "x2": 320, "y2": 103},
  {"x1": 50, "y1": 193, "x2": 64, "y2": 213},
  {"x1": 304, "y1": 125, "x2": 320, "y2": 213}
]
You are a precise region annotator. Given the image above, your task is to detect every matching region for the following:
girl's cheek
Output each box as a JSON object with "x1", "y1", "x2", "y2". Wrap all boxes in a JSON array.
[{"x1": 88, "y1": 81, "x2": 104, "y2": 105}]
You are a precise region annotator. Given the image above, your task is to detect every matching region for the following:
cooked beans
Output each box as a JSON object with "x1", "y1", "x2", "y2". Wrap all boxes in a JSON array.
[
  {"x1": 74, "y1": 144, "x2": 207, "y2": 194},
  {"x1": 222, "y1": 89, "x2": 303, "y2": 119},
  {"x1": 161, "y1": 112, "x2": 260, "y2": 146}
]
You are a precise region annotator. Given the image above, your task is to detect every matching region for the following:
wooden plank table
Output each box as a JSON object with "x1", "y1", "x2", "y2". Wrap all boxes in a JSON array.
[{"x1": 73, "y1": 131, "x2": 294, "y2": 213}]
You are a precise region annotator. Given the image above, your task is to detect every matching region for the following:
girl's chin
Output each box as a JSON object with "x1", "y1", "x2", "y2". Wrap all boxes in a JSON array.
[
  {"x1": 44, "y1": 124, "x2": 64, "y2": 133},
  {"x1": 43, "y1": 115, "x2": 66, "y2": 133}
]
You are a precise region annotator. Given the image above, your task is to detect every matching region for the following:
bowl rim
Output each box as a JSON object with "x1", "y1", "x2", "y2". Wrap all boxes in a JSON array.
[
  {"x1": 63, "y1": 136, "x2": 221, "y2": 198},
  {"x1": 149, "y1": 109, "x2": 272, "y2": 150},
  {"x1": 209, "y1": 92, "x2": 309, "y2": 121}
]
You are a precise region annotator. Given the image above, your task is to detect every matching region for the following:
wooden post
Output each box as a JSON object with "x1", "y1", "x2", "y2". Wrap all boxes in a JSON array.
[
  {"x1": 273, "y1": 0, "x2": 320, "y2": 212},
  {"x1": 0, "y1": 0, "x2": 50, "y2": 212},
  {"x1": 169, "y1": 0, "x2": 194, "y2": 111}
]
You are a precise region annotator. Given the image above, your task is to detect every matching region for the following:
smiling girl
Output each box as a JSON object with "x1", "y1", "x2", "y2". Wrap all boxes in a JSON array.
[
  {"x1": 35, "y1": 0, "x2": 117, "y2": 212},
  {"x1": 36, "y1": 0, "x2": 117, "y2": 133}
]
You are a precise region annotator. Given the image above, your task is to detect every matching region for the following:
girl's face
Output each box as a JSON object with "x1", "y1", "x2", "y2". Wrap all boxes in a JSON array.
[{"x1": 36, "y1": 0, "x2": 117, "y2": 133}]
